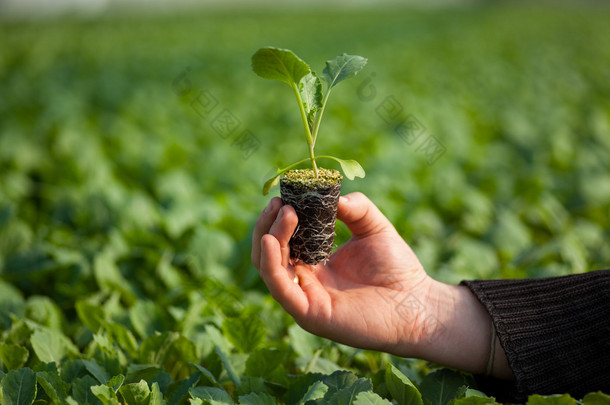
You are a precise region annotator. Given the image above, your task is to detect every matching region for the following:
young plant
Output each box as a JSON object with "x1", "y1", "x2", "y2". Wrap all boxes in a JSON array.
[
  {"x1": 252, "y1": 47, "x2": 367, "y2": 195},
  {"x1": 252, "y1": 47, "x2": 368, "y2": 265}
]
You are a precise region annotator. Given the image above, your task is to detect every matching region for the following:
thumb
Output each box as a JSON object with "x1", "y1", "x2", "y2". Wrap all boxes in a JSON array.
[{"x1": 337, "y1": 192, "x2": 394, "y2": 238}]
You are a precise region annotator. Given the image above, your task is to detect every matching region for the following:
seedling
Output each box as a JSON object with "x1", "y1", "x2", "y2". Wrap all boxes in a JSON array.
[
  {"x1": 252, "y1": 47, "x2": 367, "y2": 264},
  {"x1": 251, "y1": 47, "x2": 367, "y2": 195}
]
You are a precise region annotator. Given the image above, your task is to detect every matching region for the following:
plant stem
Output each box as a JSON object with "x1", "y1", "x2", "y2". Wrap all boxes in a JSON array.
[
  {"x1": 278, "y1": 157, "x2": 317, "y2": 174},
  {"x1": 305, "y1": 347, "x2": 325, "y2": 374},
  {"x1": 310, "y1": 145, "x2": 318, "y2": 175},
  {"x1": 311, "y1": 88, "x2": 332, "y2": 147},
  {"x1": 290, "y1": 82, "x2": 318, "y2": 177}
]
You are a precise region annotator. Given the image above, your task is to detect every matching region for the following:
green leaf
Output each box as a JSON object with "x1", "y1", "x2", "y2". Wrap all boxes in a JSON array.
[
  {"x1": 288, "y1": 324, "x2": 326, "y2": 358},
  {"x1": 252, "y1": 47, "x2": 311, "y2": 86},
  {"x1": 337, "y1": 158, "x2": 365, "y2": 180},
  {"x1": 129, "y1": 300, "x2": 168, "y2": 339},
  {"x1": 300, "y1": 72, "x2": 323, "y2": 127},
  {"x1": 189, "y1": 362, "x2": 221, "y2": 387},
  {"x1": 32, "y1": 362, "x2": 57, "y2": 374},
  {"x1": 323, "y1": 370, "x2": 359, "y2": 396},
  {"x1": 245, "y1": 348, "x2": 285, "y2": 378},
  {"x1": 190, "y1": 386, "x2": 234, "y2": 404},
  {"x1": 139, "y1": 332, "x2": 198, "y2": 380},
  {"x1": 36, "y1": 371, "x2": 69, "y2": 404},
  {"x1": 125, "y1": 366, "x2": 162, "y2": 385},
  {"x1": 119, "y1": 380, "x2": 151, "y2": 405},
  {"x1": 463, "y1": 389, "x2": 488, "y2": 398},
  {"x1": 319, "y1": 156, "x2": 365, "y2": 180},
  {"x1": 5, "y1": 320, "x2": 31, "y2": 350},
  {"x1": 91, "y1": 384, "x2": 121, "y2": 405},
  {"x1": 236, "y1": 376, "x2": 269, "y2": 396},
  {"x1": 150, "y1": 382, "x2": 167, "y2": 405},
  {"x1": 83, "y1": 359, "x2": 110, "y2": 385},
  {"x1": 323, "y1": 54, "x2": 367, "y2": 89},
  {"x1": 419, "y1": 370, "x2": 467, "y2": 405},
  {"x1": 490, "y1": 210, "x2": 532, "y2": 260},
  {"x1": 526, "y1": 394, "x2": 577, "y2": 405},
  {"x1": 296, "y1": 381, "x2": 328, "y2": 405},
  {"x1": 0, "y1": 343, "x2": 29, "y2": 370},
  {"x1": 92, "y1": 331, "x2": 117, "y2": 356},
  {"x1": 93, "y1": 250, "x2": 137, "y2": 304},
  {"x1": 72, "y1": 375, "x2": 102, "y2": 405},
  {"x1": 321, "y1": 378, "x2": 372, "y2": 405},
  {"x1": 354, "y1": 391, "x2": 393, "y2": 405},
  {"x1": 107, "y1": 374, "x2": 125, "y2": 393},
  {"x1": 102, "y1": 320, "x2": 139, "y2": 357},
  {"x1": 583, "y1": 392, "x2": 610, "y2": 405},
  {"x1": 262, "y1": 172, "x2": 281, "y2": 196},
  {"x1": 296, "y1": 356, "x2": 341, "y2": 374},
  {"x1": 166, "y1": 372, "x2": 200, "y2": 405},
  {"x1": 451, "y1": 397, "x2": 498, "y2": 405},
  {"x1": 238, "y1": 392, "x2": 276, "y2": 405},
  {"x1": 25, "y1": 295, "x2": 64, "y2": 330},
  {"x1": 75, "y1": 300, "x2": 105, "y2": 332},
  {"x1": 30, "y1": 328, "x2": 78, "y2": 364},
  {"x1": 283, "y1": 373, "x2": 326, "y2": 405},
  {"x1": 61, "y1": 360, "x2": 87, "y2": 383},
  {"x1": 65, "y1": 396, "x2": 80, "y2": 405},
  {"x1": 215, "y1": 346, "x2": 240, "y2": 387},
  {"x1": 0, "y1": 368, "x2": 37, "y2": 405},
  {"x1": 222, "y1": 313, "x2": 266, "y2": 353},
  {"x1": 167, "y1": 335, "x2": 199, "y2": 379},
  {"x1": 0, "y1": 281, "x2": 25, "y2": 330},
  {"x1": 385, "y1": 363, "x2": 423, "y2": 405}
]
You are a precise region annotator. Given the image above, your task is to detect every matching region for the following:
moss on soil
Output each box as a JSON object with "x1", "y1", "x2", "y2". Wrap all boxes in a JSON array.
[{"x1": 281, "y1": 168, "x2": 342, "y2": 190}]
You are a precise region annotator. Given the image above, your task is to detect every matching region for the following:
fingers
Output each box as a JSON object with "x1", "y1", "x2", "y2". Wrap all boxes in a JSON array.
[
  {"x1": 252, "y1": 199, "x2": 306, "y2": 318},
  {"x1": 255, "y1": 201, "x2": 333, "y2": 331},
  {"x1": 337, "y1": 192, "x2": 394, "y2": 238},
  {"x1": 251, "y1": 197, "x2": 283, "y2": 268},
  {"x1": 260, "y1": 234, "x2": 308, "y2": 317},
  {"x1": 260, "y1": 235, "x2": 332, "y2": 328},
  {"x1": 293, "y1": 266, "x2": 332, "y2": 329},
  {"x1": 252, "y1": 198, "x2": 299, "y2": 269},
  {"x1": 267, "y1": 205, "x2": 299, "y2": 268}
]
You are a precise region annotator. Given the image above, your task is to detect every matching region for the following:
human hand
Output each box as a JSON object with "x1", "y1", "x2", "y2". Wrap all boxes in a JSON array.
[
  {"x1": 251, "y1": 192, "x2": 439, "y2": 356},
  {"x1": 252, "y1": 192, "x2": 513, "y2": 379}
]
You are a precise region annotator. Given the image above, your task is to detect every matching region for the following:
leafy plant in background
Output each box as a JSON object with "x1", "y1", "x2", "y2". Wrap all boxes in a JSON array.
[
  {"x1": 4, "y1": 279, "x2": 609, "y2": 404},
  {"x1": 1, "y1": 3, "x2": 610, "y2": 404}
]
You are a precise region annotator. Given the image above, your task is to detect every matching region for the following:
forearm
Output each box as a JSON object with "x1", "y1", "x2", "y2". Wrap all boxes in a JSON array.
[
  {"x1": 461, "y1": 271, "x2": 610, "y2": 399},
  {"x1": 388, "y1": 278, "x2": 514, "y2": 380}
]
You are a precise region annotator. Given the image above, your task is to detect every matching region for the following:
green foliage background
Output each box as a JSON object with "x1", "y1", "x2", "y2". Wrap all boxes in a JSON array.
[{"x1": 1, "y1": 3, "x2": 609, "y2": 404}]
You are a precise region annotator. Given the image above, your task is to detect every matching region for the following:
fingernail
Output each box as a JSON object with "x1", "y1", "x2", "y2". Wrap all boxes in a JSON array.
[
  {"x1": 274, "y1": 207, "x2": 284, "y2": 223},
  {"x1": 339, "y1": 196, "x2": 348, "y2": 204},
  {"x1": 263, "y1": 200, "x2": 273, "y2": 214}
]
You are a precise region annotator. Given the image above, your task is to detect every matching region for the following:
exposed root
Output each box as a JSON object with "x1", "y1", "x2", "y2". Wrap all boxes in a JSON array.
[{"x1": 281, "y1": 171, "x2": 341, "y2": 265}]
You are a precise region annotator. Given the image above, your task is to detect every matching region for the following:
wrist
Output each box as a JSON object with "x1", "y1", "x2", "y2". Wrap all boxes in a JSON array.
[
  {"x1": 384, "y1": 275, "x2": 447, "y2": 358},
  {"x1": 390, "y1": 278, "x2": 513, "y2": 379},
  {"x1": 421, "y1": 281, "x2": 492, "y2": 373}
]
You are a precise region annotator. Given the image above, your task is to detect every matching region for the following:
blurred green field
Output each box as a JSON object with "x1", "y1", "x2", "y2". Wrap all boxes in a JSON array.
[{"x1": 1, "y1": 3, "x2": 610, "y2": 403}]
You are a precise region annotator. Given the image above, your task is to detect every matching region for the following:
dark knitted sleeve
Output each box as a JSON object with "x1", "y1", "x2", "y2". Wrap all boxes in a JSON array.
[{"x1": 460, "y1": 269, "x2": 610, "y2": 401}]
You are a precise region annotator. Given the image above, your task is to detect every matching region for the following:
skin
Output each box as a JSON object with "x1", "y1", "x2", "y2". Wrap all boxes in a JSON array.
[{"x1": 251, "y1": 192, "x2": 514, "y2": 380}]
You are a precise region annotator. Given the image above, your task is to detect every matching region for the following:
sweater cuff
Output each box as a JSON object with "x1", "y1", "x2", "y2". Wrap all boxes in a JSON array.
[{"x1": 461, "y1": 270, "x2": 610, "y2": 401}]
